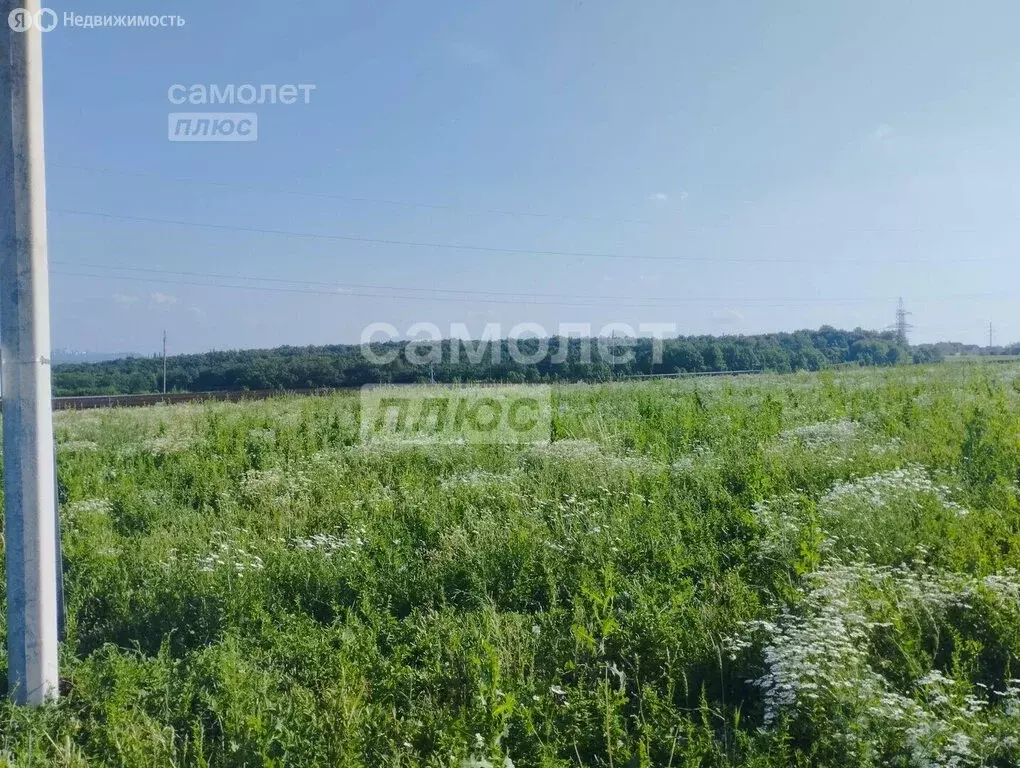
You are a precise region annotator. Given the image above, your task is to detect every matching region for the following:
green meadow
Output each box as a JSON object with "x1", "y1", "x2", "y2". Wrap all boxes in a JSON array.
[{"x1": 1, "y1": 363, "x2": 1019, "y2": 766}]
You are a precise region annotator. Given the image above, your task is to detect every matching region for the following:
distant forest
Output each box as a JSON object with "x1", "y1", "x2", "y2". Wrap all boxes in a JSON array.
[{"x1": 47, "y1": 326, "x2": 963, "y2": 396}]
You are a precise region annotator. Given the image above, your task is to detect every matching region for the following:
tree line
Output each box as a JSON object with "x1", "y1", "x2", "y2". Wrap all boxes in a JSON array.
[{"x1": 51, "y1": 326, "x2": 945, "y2": 396}]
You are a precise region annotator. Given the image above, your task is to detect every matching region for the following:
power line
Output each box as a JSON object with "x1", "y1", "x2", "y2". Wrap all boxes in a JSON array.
[
  {"x1": 51, "y1": 269, "x2": 722, "y2": 309},
  {"x1": 53, "y1": 259, "x2": 952, "y2": 305},
  {"x1": 50, "y1": 266, "x2": 1013, "y2": 309},
  {"x1": 53, "y1": 164, "x2": 1018, "y2": 236},
  {"x1": 51, "y1": 163, "x2": 652, "y2": 226},
  {"x1": 46, "y1": 208, "x2": 1009, "y2": 265},
  {"x1": 48, "y1": 208, "x2": 671, "y2": 261},
  {"x1": 50, "y1": 260, "x2": 709, "y2": 302}
]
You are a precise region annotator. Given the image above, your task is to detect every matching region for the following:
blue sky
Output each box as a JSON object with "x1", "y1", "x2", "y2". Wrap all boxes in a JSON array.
[{"x1": 40, "y1": 0, "x2": 1020, "y2": 354}]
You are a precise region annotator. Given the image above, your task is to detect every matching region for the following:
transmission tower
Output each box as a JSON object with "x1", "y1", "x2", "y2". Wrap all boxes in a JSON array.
[{"x1": 889, "y1": 297, "x2": 913, "y2": 345}]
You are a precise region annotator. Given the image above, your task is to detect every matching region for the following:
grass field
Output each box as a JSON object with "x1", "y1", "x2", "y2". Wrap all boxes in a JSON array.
[{"x1": 1, "y1": 364, "x2": 1020, "y2": 766}]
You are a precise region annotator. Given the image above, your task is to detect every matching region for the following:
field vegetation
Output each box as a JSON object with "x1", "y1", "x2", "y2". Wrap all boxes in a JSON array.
[{"x1": 1, "y1": 363, "x2": 1019, "y2": 766}]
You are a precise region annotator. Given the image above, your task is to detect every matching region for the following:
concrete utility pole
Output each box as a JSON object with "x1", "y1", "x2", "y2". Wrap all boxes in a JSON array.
[{"x1": 0, "y1": 0, "x2": 61, "y2": 705}]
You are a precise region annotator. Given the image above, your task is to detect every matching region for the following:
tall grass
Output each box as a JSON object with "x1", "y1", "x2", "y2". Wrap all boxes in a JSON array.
[{"x1": 0, "y1": 364, "x2": 1016, "y2": 765}]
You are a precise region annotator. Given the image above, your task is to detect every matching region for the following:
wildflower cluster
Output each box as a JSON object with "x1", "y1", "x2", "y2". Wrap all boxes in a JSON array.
[
  {"x1": 290, "y1": 527, "x2": 368, "y2": 557},
  {"x1": 670, "y1": 444, "x2": 718, "y2": 474},
  {"x1": 64, "y1": 498, "x2": 113, "y2": 516},
  {"x1": 525, "y1": 439, "x2": 663, "y2": 477},
  {"x1": 533, "y1": 493, "x2": 627, "y2": 557},
  {"x1": 821, "y1": 465, "x2": 968, "y2": 518},
  {"x1": 440, "y1": 470, "x2": 521, "y2": 491},
  {"x1": 238, "y1": 466, "x2": 312, "y2": 503},
  {"x1": 196, "y1": 537, "x2": 265, "y2": 575},
  {"x1": 749, "y1": 492, "x2": 806, "y2": 560},
  {"x1": 778, "y1": 418, "x2": 859, "y2": 449},
  {"x1": 728, "y1": 561, "x2": 1020, "y2": 765},
  {"x1": 140, "y1": 433, "x2": 196, "y2": 455},
  {"x1": 58, "y1": 439, "x2": 100, "y2": 454}
]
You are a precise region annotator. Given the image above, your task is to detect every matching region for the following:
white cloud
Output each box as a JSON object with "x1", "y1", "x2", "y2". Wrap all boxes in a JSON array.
[
  {"x1": 112, "y1": 293, "x2": 139, "y2": 305},
  {"x1": 869, "y1": 123, "x2": 893, "y2": 141},
  {"x1": 648, "y1": 191, "x2": 687, "y2": 203},
  {"x1": 709, "y1": 308, "x2": 744, "y2": 325},
  {"x1": 188, "y1": 306, "x2": 206, "y2": 319},
  {"x1": 151, "y1": 292, "x2": 178, "y2": 305}
]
